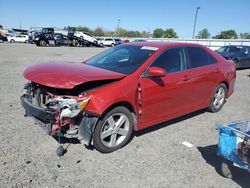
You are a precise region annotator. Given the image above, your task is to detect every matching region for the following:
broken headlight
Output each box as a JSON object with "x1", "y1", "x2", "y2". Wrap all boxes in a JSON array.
[{"x1": 47, "y1": 97, "x2": 90, "y2": 118}]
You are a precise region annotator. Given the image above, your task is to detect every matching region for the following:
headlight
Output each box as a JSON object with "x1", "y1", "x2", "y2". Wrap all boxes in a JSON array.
[
  {"x1": 79, "y1": 98, "x2": 90, "y2": 109},
  {"x1": 59, "y1": 97, "x2": 90, "y2": 118}
]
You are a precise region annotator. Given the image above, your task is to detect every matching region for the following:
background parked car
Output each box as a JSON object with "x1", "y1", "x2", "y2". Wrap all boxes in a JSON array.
[
  {"x1": 114, "y1": 38, "x2": 122, "y2": 45},
  {"x1": 122, "y1": 39, "x2": 130, "y2": 43},
  {"x1": 133, "y1": 39, "x2": 147, "y2": 42},
  {"x1": 7, "y1": 35, "x2": 29, "y2": 43},
  {"x1": 215, "y1": 45, "x2": 250, "y2": 68},
  {"x1": 96, "y1": 37, "x2": 115, "y2": 47},
  {"x1": 0, "y1": 35, "x2": 7, "y2": 42}
]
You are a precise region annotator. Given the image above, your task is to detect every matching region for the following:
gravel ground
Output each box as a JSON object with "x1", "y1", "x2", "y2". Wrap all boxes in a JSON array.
[{"x1": 0, "y1": 43, "x2": 250, "y2": 188}]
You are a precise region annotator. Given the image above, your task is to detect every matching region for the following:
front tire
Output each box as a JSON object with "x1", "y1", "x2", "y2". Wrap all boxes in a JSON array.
[
  {"x1": 93, "y1": 106, "x2": 134, "y2": 153},
  {"x1": 208, "y1": 83, "x2": 227, "y2": 113},
  {"x1": 39, "y1": 40, "x2": 47, "y2": 47}
]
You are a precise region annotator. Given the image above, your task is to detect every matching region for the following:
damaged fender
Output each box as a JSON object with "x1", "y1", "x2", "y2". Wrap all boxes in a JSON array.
[{"x1": 78, "y1": 114, "x2": 99, "y2": 146}]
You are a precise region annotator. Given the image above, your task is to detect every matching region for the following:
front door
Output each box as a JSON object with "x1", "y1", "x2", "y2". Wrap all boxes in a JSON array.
[{"x1": 138, "y1": 47, "x2": 193, "y2": 129}]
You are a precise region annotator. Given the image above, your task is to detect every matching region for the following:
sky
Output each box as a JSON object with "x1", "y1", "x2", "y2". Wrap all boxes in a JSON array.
[{"x1": 0, "y1": 0, "x2": 249, "y2": 38}]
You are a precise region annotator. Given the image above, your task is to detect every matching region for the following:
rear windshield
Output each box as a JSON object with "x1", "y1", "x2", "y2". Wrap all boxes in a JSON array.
[{"x1": 85, "y1": 45, "x2": 158, "y2": 74}]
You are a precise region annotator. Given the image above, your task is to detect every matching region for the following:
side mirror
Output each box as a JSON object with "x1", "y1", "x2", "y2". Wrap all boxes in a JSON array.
[{"x1": 148, "y1": 66, "x2": 167, "y2": 77}]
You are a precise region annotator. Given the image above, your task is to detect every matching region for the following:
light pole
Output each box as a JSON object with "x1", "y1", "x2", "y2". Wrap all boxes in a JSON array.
[
  {"x1": 117, "y1": 19, "x2": 120, "y2": 37},
  {"x1": 192, "y1": 7, "x2": 200, "y2": 39}
]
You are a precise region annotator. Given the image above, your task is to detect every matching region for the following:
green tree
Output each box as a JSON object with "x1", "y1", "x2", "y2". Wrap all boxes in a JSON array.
[
  {"x1": 126, "y1": 30, "x2": 141, "y2": 37},
  {"x1": 213, "y1": 30, "x2": 238, "y2": 39},
  {"x1": 196, "y1": 28, "x2": 211, "y2": 39},
  {"x1": 104, "y1": 31, "x2": 115, "y2": 37},
  {"x1": 141, "y1": 30, "x2": 151, "y2": 38},
  {"x1": 240, "y1": 32, "x2": 250, "y2": 39},
  {"x1": 164, "y1": 28, "x2": 178, "y2": 38},
  {"x1": 93, "y1": 27, "x2": 104, "y2": 36},
  {"x1": 115, "y1": 28, "x2": 128, "y2": 37},
  {"x1": 153, "y1": 28, "x2": 164, "y2": 38},
  {"x1": 74, "y1": 26, "x2": 93, "y2": 34}
]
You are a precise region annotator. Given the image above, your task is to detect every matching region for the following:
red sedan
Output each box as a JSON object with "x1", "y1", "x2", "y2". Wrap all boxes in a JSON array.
[{"x1": 21, "y1": 42, "x2": 236, "y2": 153}]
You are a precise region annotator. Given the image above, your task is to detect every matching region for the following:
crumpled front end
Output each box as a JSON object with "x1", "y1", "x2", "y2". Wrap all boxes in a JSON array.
[{"x1": 20, "y1": 82, "x2": 99, "y2": 146}]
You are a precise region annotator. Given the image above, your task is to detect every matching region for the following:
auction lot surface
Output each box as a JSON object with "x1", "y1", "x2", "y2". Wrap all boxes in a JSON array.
[{"x1": 0, "y1": 43, "x2": 250, "y2": 188}]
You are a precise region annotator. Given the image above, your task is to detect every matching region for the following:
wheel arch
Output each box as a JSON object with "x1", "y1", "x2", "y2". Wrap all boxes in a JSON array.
[
  {"x1": 102, "y1": 101, "x2": 136, "y2": 116},
  {"x1": 99, "y1": 101, "x2": 138, "y2": 128},
  {"x1": 219, "y1": 81, "x2": 229, "y2": 97}
]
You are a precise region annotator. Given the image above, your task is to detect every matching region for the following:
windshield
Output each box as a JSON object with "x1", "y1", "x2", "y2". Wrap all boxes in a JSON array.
[{"x1": 85, "y1": 45, "x2": 158, "y2": 74}]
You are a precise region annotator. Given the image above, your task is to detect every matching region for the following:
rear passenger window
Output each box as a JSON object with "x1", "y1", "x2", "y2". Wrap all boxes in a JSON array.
[{"x1": 186, "y1": 47, "x2": 216, "y2": 69}]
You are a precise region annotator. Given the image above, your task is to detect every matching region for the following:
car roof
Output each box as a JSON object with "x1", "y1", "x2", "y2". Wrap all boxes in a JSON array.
[
  {"x1": 124, "y1": 41, "x2": 206, "y2": 49},
  {"x1": 223, "y1": 45, "x2": 248, "y2": 47}
]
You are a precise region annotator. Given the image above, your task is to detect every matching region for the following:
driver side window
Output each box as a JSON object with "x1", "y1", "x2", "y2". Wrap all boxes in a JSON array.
[{"x1": 151, "y1": 47, "x2": 185, "y2": 73}]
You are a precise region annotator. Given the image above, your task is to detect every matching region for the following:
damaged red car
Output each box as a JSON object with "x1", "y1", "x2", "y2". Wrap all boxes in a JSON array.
[{"x1": 21, "y1": 42, "x2": 236, "y2": 153}]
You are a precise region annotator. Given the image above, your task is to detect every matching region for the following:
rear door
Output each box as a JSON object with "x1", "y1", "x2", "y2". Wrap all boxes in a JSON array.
[{"x1": 183, "y1": 46, "x2": 222, "y2": 108}]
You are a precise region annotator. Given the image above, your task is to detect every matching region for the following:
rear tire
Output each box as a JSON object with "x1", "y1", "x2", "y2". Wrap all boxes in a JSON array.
[
  {"x1": 208, "y1": 83, "x2": 227, "y2": 113},
  {"x1": 93, "y1": 106, "x2": 134, "y2": 153},
  {"x1": 221, "y1": 161, "x2": 232, "y2": 178}
]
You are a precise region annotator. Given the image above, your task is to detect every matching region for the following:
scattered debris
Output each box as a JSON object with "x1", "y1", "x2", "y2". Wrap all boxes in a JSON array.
[
  {"x1": 182, "y1": 141, "x2": 194, "y2": 148},
  {"x1": 25, "y1": 160, "x2": 31, "y2": 164},
  {"x1": 76, "y1": 160, "x2": 81, "y2": 164}
]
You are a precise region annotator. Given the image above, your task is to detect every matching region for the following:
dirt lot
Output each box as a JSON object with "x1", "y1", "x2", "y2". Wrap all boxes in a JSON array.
[{"x1": 0, "y1": 43, "x2": 250, "y2": 188}]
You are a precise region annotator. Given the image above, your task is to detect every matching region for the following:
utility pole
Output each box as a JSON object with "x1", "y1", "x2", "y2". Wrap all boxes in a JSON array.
[
  {"x1": 192, "y1": 7, "x2": 200, "y2": 39},
  {"x1": 19, "y1": 18, "x2": 22, "y2": 29},
  {"x1": 117, "y1": 19, "x2": 120, "y2": 37}
]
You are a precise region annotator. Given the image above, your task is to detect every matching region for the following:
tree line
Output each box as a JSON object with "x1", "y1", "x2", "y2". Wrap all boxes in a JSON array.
[{"x1": 65, "y1": 26, "x2": 250, "y2": 39}]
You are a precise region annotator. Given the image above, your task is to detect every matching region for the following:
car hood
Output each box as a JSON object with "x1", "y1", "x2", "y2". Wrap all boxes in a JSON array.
[{"x1": 23, "y1": 62, "x2": 126, "y2": 89}]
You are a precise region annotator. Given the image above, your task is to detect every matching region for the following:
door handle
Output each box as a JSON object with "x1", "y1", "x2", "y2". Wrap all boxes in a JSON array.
[
  {"x1": 182, "y1": 75, "x2": 190, "y2": 81},
  {"x1": 215, "y1": 68, "x2": 220, "y2": 73}
]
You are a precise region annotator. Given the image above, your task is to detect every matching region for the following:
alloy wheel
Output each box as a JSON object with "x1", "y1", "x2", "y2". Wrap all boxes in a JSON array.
[
  {"x1": 213, "y1": 87, "x2": 226, "y2": 109},
  {"x1": 100, "y1": 113, "x2": 130, "y2": 148}
]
